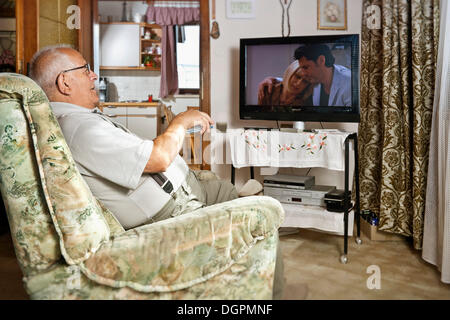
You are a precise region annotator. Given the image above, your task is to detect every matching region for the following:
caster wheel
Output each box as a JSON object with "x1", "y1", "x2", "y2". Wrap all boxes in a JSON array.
[
  {"x1": 355, "y1": 237, "x2": 362, "y2": 245},
  {"x1": 340, "y1": 255, "x2": 348, "y2": 264}
]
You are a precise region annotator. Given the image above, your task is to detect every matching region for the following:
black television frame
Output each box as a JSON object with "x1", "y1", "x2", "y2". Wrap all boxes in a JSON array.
[{"x1": 239, "y1": 34, "x2": 360, "y2": 123}]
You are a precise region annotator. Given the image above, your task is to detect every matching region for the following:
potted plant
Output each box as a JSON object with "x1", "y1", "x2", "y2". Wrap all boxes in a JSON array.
[{"x1": 143, "y1": 56, "x2": 153, "y2": 67}]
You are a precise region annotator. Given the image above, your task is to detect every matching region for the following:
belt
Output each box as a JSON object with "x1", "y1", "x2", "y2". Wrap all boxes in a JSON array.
[{"x1": 150, "y1": 173, "x2": 174, "y2": 195}]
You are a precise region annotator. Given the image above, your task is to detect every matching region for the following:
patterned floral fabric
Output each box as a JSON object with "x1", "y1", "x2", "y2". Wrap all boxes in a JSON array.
[
  {"x1": 359, "y1": 0, "x2": 440, "y2": 249},
  {"x1": 0, "y1": 73, "x2": 112, "y2": 265},
  {"x1": 0, "y1": 73, "x2": 284, "y2": 299},
  {"x1": 25, "y1": 232, "x2": 279, "y2": 300},
  {"x1": 0, "y1": 78, "x2": 61, "y2": 276}
]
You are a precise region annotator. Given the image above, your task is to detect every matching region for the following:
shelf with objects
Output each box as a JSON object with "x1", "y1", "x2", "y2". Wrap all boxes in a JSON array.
[
  {"x1": 227, "y1": 129, "x2": 361, "y2": 264},
  {"x1": 140, "y1": 23, "x2": 162, "y2": 70}
]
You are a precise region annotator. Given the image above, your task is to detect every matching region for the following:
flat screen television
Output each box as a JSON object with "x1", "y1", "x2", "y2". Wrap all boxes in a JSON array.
[{"x1": 239, "y1": 34, "x2": 360, "y2": 123}]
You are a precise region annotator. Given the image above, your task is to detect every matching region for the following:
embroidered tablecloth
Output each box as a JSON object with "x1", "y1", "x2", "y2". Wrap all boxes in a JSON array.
[{"x1": 227, "y1": 129, "x2": 352, "y2": 171}]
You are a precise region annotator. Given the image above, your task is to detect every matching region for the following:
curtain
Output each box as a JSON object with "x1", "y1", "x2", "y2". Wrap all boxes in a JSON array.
[
  {"x1": 146, "y1": 1, "x2": 200, "y2": 98},
  {"x1": 422, "y1": 0, "x2": 450, "y2": 284},
  {"x1": 359, "y1": 0, "x2": 440, "y2": 249}
]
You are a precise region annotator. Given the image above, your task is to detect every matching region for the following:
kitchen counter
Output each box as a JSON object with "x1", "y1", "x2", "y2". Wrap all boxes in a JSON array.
[{"x1": 100, "y1": 102, "x2": 160, "y2": 107}]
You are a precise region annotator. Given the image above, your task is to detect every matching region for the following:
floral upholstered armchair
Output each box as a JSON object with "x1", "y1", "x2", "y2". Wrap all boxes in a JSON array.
[{"x1": 0, "y1": 73, "x2": 284, "y2": 300}]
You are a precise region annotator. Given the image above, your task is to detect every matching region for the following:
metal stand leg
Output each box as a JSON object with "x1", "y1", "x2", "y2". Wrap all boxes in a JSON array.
[
  {"x1": 340, "y1": 133, "x2": 362, "y2": 263},
  {"x1": 231, "y1": 165, "x2": 235, "y2": 185},
  {"x1": 354, "y1": 134, "x2": 362, "y2": 245},
  {"x1": 341, "y1": 136, "x2": 350, "y2": 264}
]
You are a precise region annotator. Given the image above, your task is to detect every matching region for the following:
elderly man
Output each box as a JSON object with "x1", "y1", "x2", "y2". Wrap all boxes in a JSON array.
[
  {"x1": 29, "y1": 46, "x2": 238, "y2": 230},
  {"x1": 29, "y1": 45, "x2": 285, "y2": 300}
]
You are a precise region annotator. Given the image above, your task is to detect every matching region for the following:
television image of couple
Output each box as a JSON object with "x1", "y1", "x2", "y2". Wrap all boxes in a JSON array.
[{"x1": 248, "y1": 42, "x2": 352, "y2": 109}]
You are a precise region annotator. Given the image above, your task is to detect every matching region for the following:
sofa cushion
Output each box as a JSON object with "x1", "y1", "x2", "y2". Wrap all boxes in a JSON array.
[
  {"x1": 0, "y1": 73, "x2": 113, "y2": 265},
  {"x1": 79, "y1": 196, "x2": 284, "y2": 293}
]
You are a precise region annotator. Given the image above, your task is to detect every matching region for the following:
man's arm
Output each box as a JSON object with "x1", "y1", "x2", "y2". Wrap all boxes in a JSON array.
[{"x1": 144, "y1": 109, "x2": 213, "y2": 173}]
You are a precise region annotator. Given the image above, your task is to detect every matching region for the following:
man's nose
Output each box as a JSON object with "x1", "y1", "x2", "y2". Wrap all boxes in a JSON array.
[{"x1": 90, "y1": 71, "x2": 98, "y2": 81}]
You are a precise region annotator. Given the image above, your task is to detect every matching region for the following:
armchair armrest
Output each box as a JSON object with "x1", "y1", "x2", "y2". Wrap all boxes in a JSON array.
[{"x1": 80, "y1": 196, "x2": 284, "y2": 293}]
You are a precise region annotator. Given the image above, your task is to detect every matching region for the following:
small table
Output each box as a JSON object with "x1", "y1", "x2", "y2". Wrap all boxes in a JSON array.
[{"x1": 227, "y1": 129, "x2": 361, "y2": 263}]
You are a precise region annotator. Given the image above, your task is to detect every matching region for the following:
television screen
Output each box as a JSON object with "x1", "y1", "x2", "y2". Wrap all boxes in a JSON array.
[{"x1": 240, "y1": 34, "x2": 360, "y2": 123}]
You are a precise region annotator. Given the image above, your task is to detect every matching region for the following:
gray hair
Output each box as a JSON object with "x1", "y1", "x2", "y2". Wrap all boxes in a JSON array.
[{"x1": 29, "y1": 44, "x2": 75, "y2": 97}]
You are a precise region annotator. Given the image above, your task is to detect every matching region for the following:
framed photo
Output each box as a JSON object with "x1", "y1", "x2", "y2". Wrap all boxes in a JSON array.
[
  {"x1": 226, "y1": 0, "x2": 256, "y2": 19},
  {"x1": 317, "y1": 0, "x2": 347, "y2": 30}
]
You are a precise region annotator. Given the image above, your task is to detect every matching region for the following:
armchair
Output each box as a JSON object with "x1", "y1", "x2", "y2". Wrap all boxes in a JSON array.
[{"x1": 0, "y1": 73, "x2": 284, "y2": 300}]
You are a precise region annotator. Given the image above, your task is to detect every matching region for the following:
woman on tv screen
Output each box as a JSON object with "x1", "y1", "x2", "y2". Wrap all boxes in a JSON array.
[{"x1": 257, "y1": 60, "x2": 313, "y2": 107}]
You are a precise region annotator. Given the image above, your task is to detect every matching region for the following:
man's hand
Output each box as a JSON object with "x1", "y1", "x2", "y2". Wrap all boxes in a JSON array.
[
  {"x1": 257, "y1": 77, "x2": 280, "y2": 103},
  {"x1": 144, "y1": 109, "x2": 214, "y2": 173},
  {"x1": 171, "y1": 109, "x2": 214, "y2": 135}
]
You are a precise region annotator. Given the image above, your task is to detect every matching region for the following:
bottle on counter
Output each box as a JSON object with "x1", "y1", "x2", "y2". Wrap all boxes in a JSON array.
[
  {"x1": 121, "y1": 1, "x2": 128, "y2": 22},
  {"x1": 99, "y1": 77, "x2": 107, "y2": 102}
]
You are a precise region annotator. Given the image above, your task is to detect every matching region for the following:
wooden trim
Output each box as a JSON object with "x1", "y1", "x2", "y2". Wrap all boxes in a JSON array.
[
  {"x1": 199, "y1": 0, "x2": 211, "y2": 170},
  {"x1": 15, "y1": 0, "x2": 24, "y2": 74},
  {"x1": 15, "y1": 0, "x2": 38, "y2": 75},
  {"x1": 199, "y1": 0, "x2": 210, "y2": 117},
  {"x1": 78, "y1": 0, "x2": 94, "y2": 66}
]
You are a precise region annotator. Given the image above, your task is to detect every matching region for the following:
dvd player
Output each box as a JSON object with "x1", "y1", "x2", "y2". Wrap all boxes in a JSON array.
[
  {"x1": 264, "y1": 185, "x2": 336, "y2": 207},
  {"x1": 263, "y1": 174, "x2": 315, "y2": 190}
]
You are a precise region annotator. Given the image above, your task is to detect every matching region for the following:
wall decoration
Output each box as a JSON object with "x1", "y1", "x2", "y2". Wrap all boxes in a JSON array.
[
  {"x1": 317, "y1": 0, "x2": 347, "y2": 30},
  {"x1": 226, "y1": 0, "x2": 255, "y2": 19}
]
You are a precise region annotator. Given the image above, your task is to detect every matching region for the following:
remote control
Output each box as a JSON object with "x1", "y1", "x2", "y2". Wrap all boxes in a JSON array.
[{"x1": 186, "y1": 125, "x2": 213, "y2": 134}]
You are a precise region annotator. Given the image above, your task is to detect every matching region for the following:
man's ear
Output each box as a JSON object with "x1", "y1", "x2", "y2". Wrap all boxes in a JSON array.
[
  {"x1": 56, "y1": 73, "x2": 71, "y2": 96},
  {"x1": 317, "y1": 55, "x2": 326, "y2": 67}
]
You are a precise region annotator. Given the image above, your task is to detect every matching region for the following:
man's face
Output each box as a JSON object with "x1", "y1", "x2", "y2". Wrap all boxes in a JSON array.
[
  {"x1": 58, "y1": 49, "x2": 99, "y2": 109},
  {"x1": 298, "y1": 56, "x2": 323, "y2": 85}
]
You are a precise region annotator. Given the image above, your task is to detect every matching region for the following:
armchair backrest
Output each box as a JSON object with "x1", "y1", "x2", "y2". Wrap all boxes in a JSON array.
[{"x1": 0, "y1": 73, "x2": 124, "y2": 276}]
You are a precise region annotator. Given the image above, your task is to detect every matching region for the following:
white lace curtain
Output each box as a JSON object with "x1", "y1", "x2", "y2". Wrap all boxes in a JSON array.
[{"x1": 422, "y1": 0, "x2": 450, "y2": 284}]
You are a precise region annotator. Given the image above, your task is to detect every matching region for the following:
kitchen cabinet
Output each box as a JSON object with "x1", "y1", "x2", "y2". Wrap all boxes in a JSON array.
[
  {"x1": 100, "y1": 22, "x2": 140, "y2": 67},
  {"x1": 99, "y1": 22, "x2": 161, "y2": 71},
  {"x1": 99, "y1": 102, "x2": 161, "y2": 141}
]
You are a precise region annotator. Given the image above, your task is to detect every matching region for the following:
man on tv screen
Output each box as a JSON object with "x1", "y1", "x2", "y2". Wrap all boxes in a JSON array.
[{"x1": 258, "y1": 44, "x2": 351, "y2": 107}]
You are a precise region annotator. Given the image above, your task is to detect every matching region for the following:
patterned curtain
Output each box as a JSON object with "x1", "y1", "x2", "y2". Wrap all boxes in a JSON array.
[
  {"x1": 146, "y1": 1, "x2": 200, "y2": 98},
  {"x1": 359, "y1": 0, "x2": 440, "y2": 249}
]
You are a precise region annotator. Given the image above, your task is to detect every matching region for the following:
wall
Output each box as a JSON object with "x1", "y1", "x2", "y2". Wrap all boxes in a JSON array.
[
  {"x1": 39, "y1": 0, "x2": 78, "y2": 49},
  {"x1": 209, "y1": 0, "x2": 363, "y2": 190}
]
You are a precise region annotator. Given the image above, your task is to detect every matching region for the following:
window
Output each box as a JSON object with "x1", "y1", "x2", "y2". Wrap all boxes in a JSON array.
[{"x1": 176, "y1": 24, "x2": 200, "y2": 94}]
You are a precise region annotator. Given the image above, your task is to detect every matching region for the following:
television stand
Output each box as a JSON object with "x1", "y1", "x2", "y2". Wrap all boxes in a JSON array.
[{"x1": 228, "y1": 129, "x2": 361, "y2": 264}]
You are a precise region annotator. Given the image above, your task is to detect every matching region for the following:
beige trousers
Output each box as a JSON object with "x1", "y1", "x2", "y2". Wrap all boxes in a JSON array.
[{"x1": 150, "y1": 170, "x2": 285, "y2": 299}]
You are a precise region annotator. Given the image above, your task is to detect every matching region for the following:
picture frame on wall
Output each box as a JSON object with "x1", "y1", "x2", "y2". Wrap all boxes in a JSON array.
[
  {"x1": 226, "y1": 0, "x2": 256, "y2": 19},
  {"x1": 317, "y1": 0, "x2": 347, "y2": 30}
]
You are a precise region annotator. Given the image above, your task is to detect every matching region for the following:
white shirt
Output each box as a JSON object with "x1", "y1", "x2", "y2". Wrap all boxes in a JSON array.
[
  {"x1": 312, "y1": 64, "x2": 352, "y2": 107},
  {"x1": 50, "y1": 102, "x2": 189, "y2": 229}
]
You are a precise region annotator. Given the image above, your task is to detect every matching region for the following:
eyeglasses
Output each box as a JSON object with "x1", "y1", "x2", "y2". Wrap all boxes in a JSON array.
[{"x1": 55, "y1": 63, "x2": 91, "y2": 85}]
